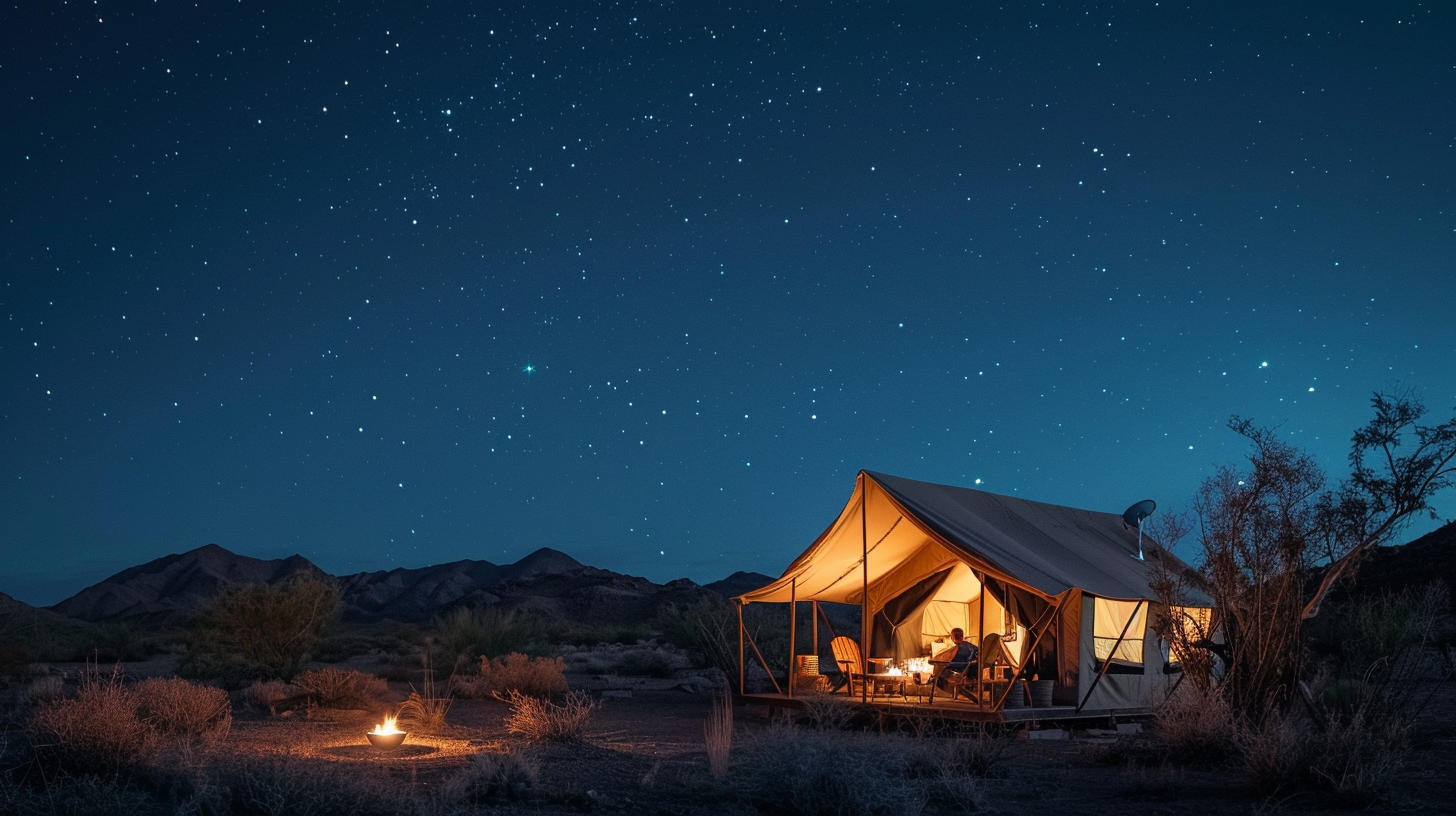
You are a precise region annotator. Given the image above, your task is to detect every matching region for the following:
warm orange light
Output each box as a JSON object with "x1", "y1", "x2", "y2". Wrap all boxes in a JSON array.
[{"x1": 370, "y1": 714, "x2": 403, "y2": 735}]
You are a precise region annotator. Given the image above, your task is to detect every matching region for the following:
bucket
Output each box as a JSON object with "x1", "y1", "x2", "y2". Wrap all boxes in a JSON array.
[
  {"x1": 1030, "y1": 679, "x2": 1054, "y2": 707},
  {"x1": 1002, "y1": 679, "x2": 1028, "y2": 709}
]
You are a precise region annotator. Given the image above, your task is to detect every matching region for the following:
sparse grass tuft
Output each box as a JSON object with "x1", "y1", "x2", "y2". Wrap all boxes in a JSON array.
[
  {"x1": 291, "y1": 667, "x2": 387, "y2": 710},
  {"x1": 502, "y1": 689, "x2": 598, "y2": 742},
  {"x1": 704, "y1": 688, "x2": 733, "y2": 779}
]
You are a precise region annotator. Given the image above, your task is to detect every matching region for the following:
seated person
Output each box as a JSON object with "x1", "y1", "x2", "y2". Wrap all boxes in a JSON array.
[{"x1": 933, "y1": 628, "x2": 979, "y2": 689}]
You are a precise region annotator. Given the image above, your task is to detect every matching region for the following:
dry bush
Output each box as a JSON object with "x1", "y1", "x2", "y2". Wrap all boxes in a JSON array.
[
  {"x1": 1154, "y1": 682, "x2": 1236, "y2": 763},
  {"x1": 797, "y1": 695, "x2": 858, "y2": 731},
  {"x1": 455, "y1": 652, "x2": 567, "y2": 699},
  {"x1": 737, "y1": 726, "x2": 927, "y2": 816},
  {"x1": 502, "y1": 689, "x2": 598, "y2": 742},
  {"x1": 236, "y1": 679, "x2": 291, "y2": 712},
  {"x1": 1237, "y1": 709, "x2": 1312, "y2": 795},
  {"x1": 704, "y1": 688, "x2": 733, "y2": 779},
  {"x1": 560, "y1": 641, "x2": 690, "y2": 677},
  {"x1": 25, "y1": 674, "x2": 64, "y2": 704},
  {"x1": 29, "y1": 665, "x2": 148, "y2": 768},
  {"x1": 1307, "y1": 706, "x2": 1411, "y2": 805},
  {"x1": 291, "y1": 667, "x2": 387, "y2": 710},
  {"x1": 443, "y1": 748, "x2": 541, "y2": 803},
  {"x1": 133, "y1": 676, "x2": 232, "y2": 743}
]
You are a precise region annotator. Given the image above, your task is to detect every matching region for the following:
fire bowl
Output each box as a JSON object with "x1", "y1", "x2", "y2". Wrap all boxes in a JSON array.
[{"x1": 367, "y1": 731, "x2": 408, "y2": 750}]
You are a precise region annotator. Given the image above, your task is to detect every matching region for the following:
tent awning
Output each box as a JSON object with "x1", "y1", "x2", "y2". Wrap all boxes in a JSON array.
[{"x1": 738, "y1": 471, "x2": 1205, "y2": 606}]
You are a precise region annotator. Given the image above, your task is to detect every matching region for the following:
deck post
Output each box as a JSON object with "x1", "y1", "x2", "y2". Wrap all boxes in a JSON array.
[
  {"x1": 737, "y1": 601, "x2": 746, "y2": 695},
  {"x1": 788, "y1": 578, "x2": 797, "y2": 698},
  {"x1": 860, "y1": 472, "x2": 869, "y2": 704}
]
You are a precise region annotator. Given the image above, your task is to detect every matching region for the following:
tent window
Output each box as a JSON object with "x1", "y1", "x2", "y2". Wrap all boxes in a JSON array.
[
  {"x1": 1163, "y1": 605, "x2": 1213, "y2": 673},
  {"x1": 1093, "y1": 598, "x2": 1146, "y2": 673}
]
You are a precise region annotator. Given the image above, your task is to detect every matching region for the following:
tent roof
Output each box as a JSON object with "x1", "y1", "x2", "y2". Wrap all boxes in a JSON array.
[{"x1": 738, "y1": 470, "x2": 1203, "y2": 605}]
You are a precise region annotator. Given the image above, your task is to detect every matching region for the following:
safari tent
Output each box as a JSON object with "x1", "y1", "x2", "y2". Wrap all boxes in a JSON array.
[{"x1": 736, "y1": 471, "x2": 1212, "y2": 716}]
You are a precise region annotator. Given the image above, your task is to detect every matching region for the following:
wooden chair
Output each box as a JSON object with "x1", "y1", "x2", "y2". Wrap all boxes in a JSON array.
[
  {"x1": 829, "y1": 636, "x2": 869, "y2": 696},
  {"x1": 929, "y1": 633, "x2": 1022, "y2": 705}
]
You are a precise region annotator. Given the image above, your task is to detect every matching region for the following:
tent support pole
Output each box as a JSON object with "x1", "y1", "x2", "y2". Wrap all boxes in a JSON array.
[
  {"x1": 742, "y1": 623, "x2": 783, "y2": 696},
  {"x1": 989, "y1": 597, "x2": 1061, "y2": 710},
  {"x1": 860, "y1": 472, "x2": 869, "y2": 704},
  {"x1": 737, "y1": 602, "x2": 746, "y2": 696},
  {"x1": 1076, "y1": 599, "x2": 1145, "y2": 713},
  {"x1": 788, "y1": 579, "x2": 797, "y2": 698},
  {"x1": 977, "y1": 570, "x2": 987, "y2": 705},
  {"x1": 816, "y1": 601, "x2": 839, "y2": 640},
  {"x1": 812, "y1": 600, "x2": 820, "y2": 674}
]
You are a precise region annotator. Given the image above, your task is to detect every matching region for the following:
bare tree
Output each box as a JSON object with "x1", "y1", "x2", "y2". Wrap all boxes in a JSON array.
[{"x1": 1155, "y1": 389, "x2": 1456, "y2": 721}]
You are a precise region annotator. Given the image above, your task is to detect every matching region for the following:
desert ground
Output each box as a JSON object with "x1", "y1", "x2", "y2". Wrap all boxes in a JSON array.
[{"x1": 9, "y1": 654, "x2": 1454, "y2": 816}]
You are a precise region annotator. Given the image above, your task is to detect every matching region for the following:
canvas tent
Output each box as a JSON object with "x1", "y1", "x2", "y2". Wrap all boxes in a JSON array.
[{"x1": 736, "y1": 471, "x2": 1211, "y2": 713}]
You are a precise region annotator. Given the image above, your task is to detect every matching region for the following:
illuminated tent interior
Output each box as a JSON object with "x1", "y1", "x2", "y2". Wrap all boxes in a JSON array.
[{"x1": 737, "y1": 471, "x2": 1212, "y2": 713}]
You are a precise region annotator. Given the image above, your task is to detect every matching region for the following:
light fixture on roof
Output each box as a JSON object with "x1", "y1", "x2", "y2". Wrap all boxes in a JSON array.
[{"x1": 1121, "y1": 499, "x2": 1156, "y2": 562}]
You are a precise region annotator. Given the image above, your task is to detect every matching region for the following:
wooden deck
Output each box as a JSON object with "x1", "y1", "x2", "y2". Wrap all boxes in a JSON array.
[{"x1": 738, "y1": 690, "x2": 1146, "y2": 726}]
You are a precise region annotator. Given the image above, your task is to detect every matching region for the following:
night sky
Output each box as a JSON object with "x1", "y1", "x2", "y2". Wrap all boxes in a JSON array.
[{"x1": 4, "y1": 2, "x2": 1454, "y2": 607}]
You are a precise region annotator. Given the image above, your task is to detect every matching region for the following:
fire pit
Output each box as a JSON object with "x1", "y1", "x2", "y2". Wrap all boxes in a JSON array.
[{"x1": 367, "y1": 714, "x2": 407, "y2": 750}]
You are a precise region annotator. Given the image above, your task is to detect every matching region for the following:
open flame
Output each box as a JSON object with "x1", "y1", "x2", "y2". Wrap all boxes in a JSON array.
[{"x1": 370, "y1": 714, "x2": 403, "y2": 736}]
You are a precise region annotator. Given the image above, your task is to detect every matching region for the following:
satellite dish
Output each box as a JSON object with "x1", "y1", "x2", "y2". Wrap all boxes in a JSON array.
[
  {"x1": 1121, "y1": 499, "x2": 1156, "y2": 561},
  {"x1": 1122, "y1": 499, "x2": 1156, "y2": 528}
]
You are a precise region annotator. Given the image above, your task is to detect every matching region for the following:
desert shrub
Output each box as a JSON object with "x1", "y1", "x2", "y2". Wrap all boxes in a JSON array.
[
  {"x1": 193, "y1": 575, "x2": 339, "y2": 681},
  {"x1": 1153, "y1": 681, "x2": 1236, "y2": 763},
  {"x1": 796, "y1": 695, "x2": 858, "y2": 731},
  {"x1": 432, "y1": 606, "x2": 535, "y2": 673},
  {"x1": 704, "y1": 688, "x2": 733, "y2": 780},
  {"x1": 560, "y1": 641, "x2": 689, "y2": 677},
  {"x1": 25, "y1": 674, "x2": 64, "y2": 704},
  {"x1": 502, "y1": 689, "x2": 598, "y2": 742},
  {"x1": 1307, "y1": 705, "x2": 1411, "y2": 805},
  {"x1": 1237, "y1": 709, "x2": 1312, "y2": 795},
  {"x1": 291, "y1": 667, "x2": 387, "y2": 710},
  {"x1": 456, "y1": 652, "x2": 568, "y2": 699},
  {"x1": 444, "y1": 748, "x2": 541, "y2": 803},
  {"x1": 737, "y1": 726, "x2": 927, "y2": 816},
  {"x1": 236, "y1": 679, "x2": 291, "y2": 712},
  {"x1": 29, "y1": 665, "x2": 148, "y2": 769},
  {"x1": 133, "y1": 676, "x2": 232, "y2": 743}
]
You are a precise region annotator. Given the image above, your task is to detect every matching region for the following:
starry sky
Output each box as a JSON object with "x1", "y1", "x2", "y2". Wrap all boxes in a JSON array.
[{"x1": 4, "y1": 2, "x2": 1454, "y2": 607}]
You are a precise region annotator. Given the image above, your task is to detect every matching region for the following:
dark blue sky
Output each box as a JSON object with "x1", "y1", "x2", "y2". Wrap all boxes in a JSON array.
[{"x1": 4, "y1": 2, "x2": 1454, "y2": 606}]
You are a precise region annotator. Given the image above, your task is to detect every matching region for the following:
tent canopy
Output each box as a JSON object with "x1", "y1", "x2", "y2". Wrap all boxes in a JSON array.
[{"x1": 738, "y1": 471, "x2": 1198, "y2": 606}]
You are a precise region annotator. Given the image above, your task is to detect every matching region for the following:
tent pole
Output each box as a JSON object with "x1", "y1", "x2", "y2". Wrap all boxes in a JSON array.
[
  {"x1": 977, "y1": 570, "x2": 986, "y2": 705},
  {"x1": 812, "y1": 600, "x2": 820, "y2": 673},
  {"x1": 737, "y1": 601, "x2": 746, "y2": 696},
  {"x1": 788, "y1": 579, "x2": 797, "y2": 698},
  {"x1": 860, "y1": 472, "x2": 869, "y2": 704},
  {"x1": 1076, "y1": 599, "x2": 1145, "y2": 713}
]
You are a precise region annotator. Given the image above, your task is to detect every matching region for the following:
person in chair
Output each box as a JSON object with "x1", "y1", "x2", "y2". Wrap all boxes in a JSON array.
[{"x1": 934, "y1": 628, "x2": 979, "y2": 690}]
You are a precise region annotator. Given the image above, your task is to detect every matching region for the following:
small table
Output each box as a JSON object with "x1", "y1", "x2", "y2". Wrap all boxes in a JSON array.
[{"x1": 866, "y1": 672, "x2": 909, "y2": 700}]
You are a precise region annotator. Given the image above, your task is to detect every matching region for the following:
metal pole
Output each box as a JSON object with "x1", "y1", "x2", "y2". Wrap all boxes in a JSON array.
[{"x1": 977, "y1": 571, "x2": 986, "y2": 705}]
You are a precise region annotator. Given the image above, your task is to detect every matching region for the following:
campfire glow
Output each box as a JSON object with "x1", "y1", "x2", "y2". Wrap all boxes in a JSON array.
[
  {"x1": 366, "y1": 714, "x2": 407, "y2": 749},
  {"x1": 370, "y1": 714, "x2": 403, "y2": 736}
]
